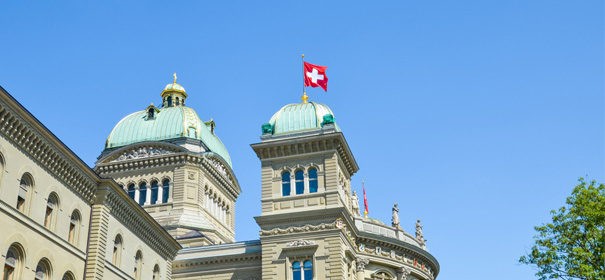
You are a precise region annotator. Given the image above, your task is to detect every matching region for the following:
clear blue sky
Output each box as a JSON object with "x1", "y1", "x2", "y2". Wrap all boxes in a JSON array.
[{"x1": 1, "y1": 1, "x2": 603, "y2": 279}]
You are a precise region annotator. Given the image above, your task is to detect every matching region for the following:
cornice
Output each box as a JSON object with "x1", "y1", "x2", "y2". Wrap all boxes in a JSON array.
[
  {"x1": 0, "y1": 87, "x2": 98, "y2": 203},
  {"x1": 356, "y1": 233, "x2": 439, "y2": 278},
  {"x1": 251, "y1": 132, "x2": 359, "y2": 176}
]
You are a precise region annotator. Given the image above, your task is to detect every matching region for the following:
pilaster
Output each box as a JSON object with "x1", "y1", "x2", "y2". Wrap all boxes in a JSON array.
[{"x1": 84, "y1": 203, "x2": 110, "y2": 280}]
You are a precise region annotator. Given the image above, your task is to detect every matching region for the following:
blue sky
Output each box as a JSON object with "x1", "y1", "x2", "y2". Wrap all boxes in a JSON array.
[{"x1": 1, "y1": 1, "x2": 603, "y2": 279}]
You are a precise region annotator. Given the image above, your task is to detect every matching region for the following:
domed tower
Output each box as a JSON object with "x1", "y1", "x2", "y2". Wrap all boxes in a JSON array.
[
  {"x1": 95, "y1": 75, "x2": 240, "y2": 246},
  {"x1": 251, "y1": 97, "x2": 439, "y2": 280}
]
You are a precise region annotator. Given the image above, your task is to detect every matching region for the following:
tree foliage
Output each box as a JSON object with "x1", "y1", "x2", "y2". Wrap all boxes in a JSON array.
[{"x1": 520, "y1": 178, "x2": 605, "y2": 280}]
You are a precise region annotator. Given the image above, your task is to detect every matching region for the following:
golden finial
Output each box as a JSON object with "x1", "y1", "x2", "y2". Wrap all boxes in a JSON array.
[
  {"x1": 173, "y1": 73, "x2": 177, "y2": 84},
  {"x1": 301, "y1": 92, "x2": 308, "y2": 104}
]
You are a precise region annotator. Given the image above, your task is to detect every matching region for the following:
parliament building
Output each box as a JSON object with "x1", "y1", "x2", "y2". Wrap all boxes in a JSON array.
[{"x1": 0, "y1": 76, "x2": 439, "y2": 280}]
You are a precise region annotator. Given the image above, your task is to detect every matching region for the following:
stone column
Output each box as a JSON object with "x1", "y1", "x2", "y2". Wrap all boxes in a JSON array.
[{"x1": 356, "y1": 258, "x2": 369, "y2": 280}]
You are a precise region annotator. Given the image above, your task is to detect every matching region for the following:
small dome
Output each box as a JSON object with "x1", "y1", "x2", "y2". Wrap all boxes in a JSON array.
[
  {"x1": 264, "y1": 102, "x2": 338, "y2": 135},
  {"x1": 162, "y1": 83, "x2": 187, "y2": 95}
]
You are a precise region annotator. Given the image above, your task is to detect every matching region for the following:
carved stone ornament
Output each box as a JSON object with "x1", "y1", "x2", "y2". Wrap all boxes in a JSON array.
[
  {"x1": 113, "y1": 146, "x2": 173, "y2": 162},
  {"x1": 286, "y1": 239, "x2": 317, "y2": 247},
  {"x1": 335, "y1": 218, "x2": 344, "y2": 229},
  {"x1": 396, "y1": 267, "x2": 411, "y2": 280},
  {"x1": 355, "y1": 257, "x2": 369, "y2": 272},
  {"x1": 208, "y1": 157, "x2": 229, "y2": 178}
]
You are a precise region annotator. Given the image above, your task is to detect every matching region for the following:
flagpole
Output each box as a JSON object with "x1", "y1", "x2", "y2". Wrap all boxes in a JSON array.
[
  {"x1": 363, "y1": 179, "x2": 368, "y2": 218},
  {"x1": 301, "y1": 54, "x2": 308, "y2": 103}
]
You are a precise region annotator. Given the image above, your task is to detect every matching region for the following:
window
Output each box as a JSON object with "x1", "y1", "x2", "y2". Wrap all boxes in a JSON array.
[
  {"x1": 112, "y1": 235, "x2": 122, "y2": 266},
  {"x1": 17, "y1": 173, "x2": 33, "y2": 213},
  {"x1": 44, "y1": 192, "x2": 59, "y2": 230},
  {"x1": 134, "y1": 250, "x2": 143, "y2": 280},
  {"x1": 167, "y1": 96, "x2": 173, "y2": 107},
  {"x1": 62, "y1": 271, "x2": 75, "y2": 280},
  {"x1": 308, "y1": 168, "x2": 318, "y2": 193},
  {"x1": 34, "y1": 258, "x2": 52, "y2": 280},
  {"x1": 147, "y1": 108, "x2": 155, "y2": 119},
  {"x1": 138, "y1": 182, "x2": 147, "y2": 205},
  {"x1": 3, "y1": 244, "x2": 24, "y2": 280},
  {"x1": 371, "y1": 271, "x2": 395, "y2": 280},
  {"x1": 150, "y1": 180, "x2": 159, "y2": 205},
  {"x1": 0, "y1": 154, "x2": 4, "y2": 188},
  {"x1": 162, "y1": 179, "x2": 170, "y2": 203},
  {"x1": 292, "y1": 260, "x2": 313, "y2": 280},
  {"x1": 127, "y1": 184, "x2": 136, "y2": 200},
  {"x1": 295, "y1": 170, "x2": 304, "y2": 195},
  {"x1": 68, "y1": 210, "x2": 81, "y2": 245},
  {"x1": 152, "y1": 264, "x2": 160, "y2": 280},
  {"x1": 281, "y1": 172, "x2": 291, "y2": 196}
]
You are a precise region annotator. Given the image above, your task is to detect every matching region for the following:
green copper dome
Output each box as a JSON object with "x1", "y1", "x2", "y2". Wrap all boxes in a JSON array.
[
  {"x1": 265, "y1": 102, "x2": 339, "y2": 135},
  {"x1": 105, "y1": 78, "x2": 232, "y2": 167}
]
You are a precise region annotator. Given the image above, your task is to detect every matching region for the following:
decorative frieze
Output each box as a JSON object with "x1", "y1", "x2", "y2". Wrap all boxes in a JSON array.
[{"x1": 112, "y1": 146, "x2": 174, "y2": 162}]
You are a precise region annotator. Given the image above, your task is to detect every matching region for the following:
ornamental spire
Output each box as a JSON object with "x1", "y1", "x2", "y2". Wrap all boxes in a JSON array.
[{"x1": 173, "y1": 72, "x2": 178, "y2": 84}]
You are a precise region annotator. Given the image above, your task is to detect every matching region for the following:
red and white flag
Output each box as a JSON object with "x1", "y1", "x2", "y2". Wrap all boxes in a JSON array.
[
  {"x1": 363, "y1": 182, "x2": 369, "y2": 217},
  {"x1": 303, "y1": 61, "x2": 328, "y2": 91}
]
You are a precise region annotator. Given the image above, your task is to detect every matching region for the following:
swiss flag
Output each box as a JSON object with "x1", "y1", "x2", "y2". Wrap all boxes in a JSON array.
[{"x1": 304, "y1": 62, "x2": 328, "y2": 91}]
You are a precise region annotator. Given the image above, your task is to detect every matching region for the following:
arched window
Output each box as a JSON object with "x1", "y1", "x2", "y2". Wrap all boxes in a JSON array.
[
  {"x1": 134, "y1": 250, "x2": 143, "y2": 280},
  {"x1": 150, "y1": 180, "x2": 159, "y2": 205},
  {"x1": 303, "y1": 260, "x2": 313, "y2": 280},
  {"x1": 68, "y1": 210, "x2": 81, "y2": 245},
  {"x1": 292, "y1": 259, "x2": 313, "y2": 280},
  {"x1": 62, "y1": 271, "x2": 75, "y2": 280},
  {"x1": 44, "y1": 192, "x2": 59, "y2": 230},
  {"x1": 308, "y1": 167, "x2": 318, "y2": 193},
  {"x1": 295, "y1": 170, "x2": 304, "y2": 195},
  {"x1": 162, "y1": 179, "x2": 170, "y2": 203},
  {"x1": 167, "y1": 96, "x2": 173, "y2": 107},
  {"x1": 4, "y1": 243, "x2": 25, "y2": 280},
  {"x1": 0, "y1": 153, "x2": 5, "y2": 188},
  {"x1": 127, "y1": 183, "x2": 136, "y2": 200},
  {"x1": 147, "y1": 108, "x2": 155, "y2": 119},
  {"x1": 152, "y1": 264, "x2": 160, "y2": 280},
  {"x1": 34, "y1": 258, "x2": 52, "y2": 280},
  {"x1": 17, "y1": 173, "x2": 33, "y2": 214},
  {"x1": 112, "y1": 235, "x2": 122, "y2": 266},
  {"x1": 371, "y1": 271, "x2": 395, "y2": 280},
  {"x1": 138, "y1": 182, "x2": 147, "y2": 206},
  {"x1": 292, "y1": 261, "x2": 301, "y2": 280},
  {"x1": 281, "y1": 172, "x2": 291, "y2": 196},
  {"x1": 175, "y1": 97, "x2": 180, "y2": 106}
]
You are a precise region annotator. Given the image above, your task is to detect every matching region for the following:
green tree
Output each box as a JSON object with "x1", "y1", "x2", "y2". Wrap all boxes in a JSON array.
[{"x1": 520, "y1": 178, "x2": 605, "y2": 280}]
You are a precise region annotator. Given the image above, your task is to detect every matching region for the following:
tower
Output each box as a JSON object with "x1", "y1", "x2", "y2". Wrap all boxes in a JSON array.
[
  {"x1": 252, "y1": 100, "x2": 361, "y2": 279},
  {"x1": 95, "y1": 76, "x2": 240, "y2": 246}
]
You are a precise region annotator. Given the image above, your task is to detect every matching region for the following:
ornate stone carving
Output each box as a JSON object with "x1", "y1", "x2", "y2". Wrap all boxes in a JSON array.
[
  {"x1": 355, "y1": 257, "x2": 369, "y2": 272},
  {"x1": 259, "y1": 220, "x2": 339, "y2": 236},
  {"x1": 113, "y1": 146, "x2": 173, "y2": 162},
  {"x1": 396, "y1": 267, "x2": 411, "y2": 280},
  {"x1": 208, "y1": 157, "x2": 229, "y2": 178},
  {"x1": 392, "y1": 203, "x2": 400, "y2": 228},
  {"x1": 286, "y1": 239, "x2": 317, "y2": 247}
]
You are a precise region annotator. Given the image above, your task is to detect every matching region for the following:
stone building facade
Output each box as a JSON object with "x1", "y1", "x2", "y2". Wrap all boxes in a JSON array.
[{"x1": 0, "y1": 76, "x2": 439, "y2": 280}]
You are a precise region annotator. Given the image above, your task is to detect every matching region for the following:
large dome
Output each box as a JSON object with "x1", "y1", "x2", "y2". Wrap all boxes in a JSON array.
[
  {"x1": 105, "y1": 79, "x2": 232, "y2": 167},
  {"x1": 265, "y1": 102, "x2": 339, "y2": 135}
]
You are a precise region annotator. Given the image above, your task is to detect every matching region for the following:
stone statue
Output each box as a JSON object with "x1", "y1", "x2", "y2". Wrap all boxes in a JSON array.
[
  {"x1": 392, "y1": 203, "x2": 400, "y2": 229},
  {"x1": 355, "y1": 257, "x2": 369, "y2": 272},
  {"x1": 396, "y1": 267, "x2": 411, "y2": 280},
  {"x1": 416, "y1": 219, "x2": 426, "y2": 247},
  {"x1": 351, "y1": 191, "x2": 360, "y2": 216}
]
